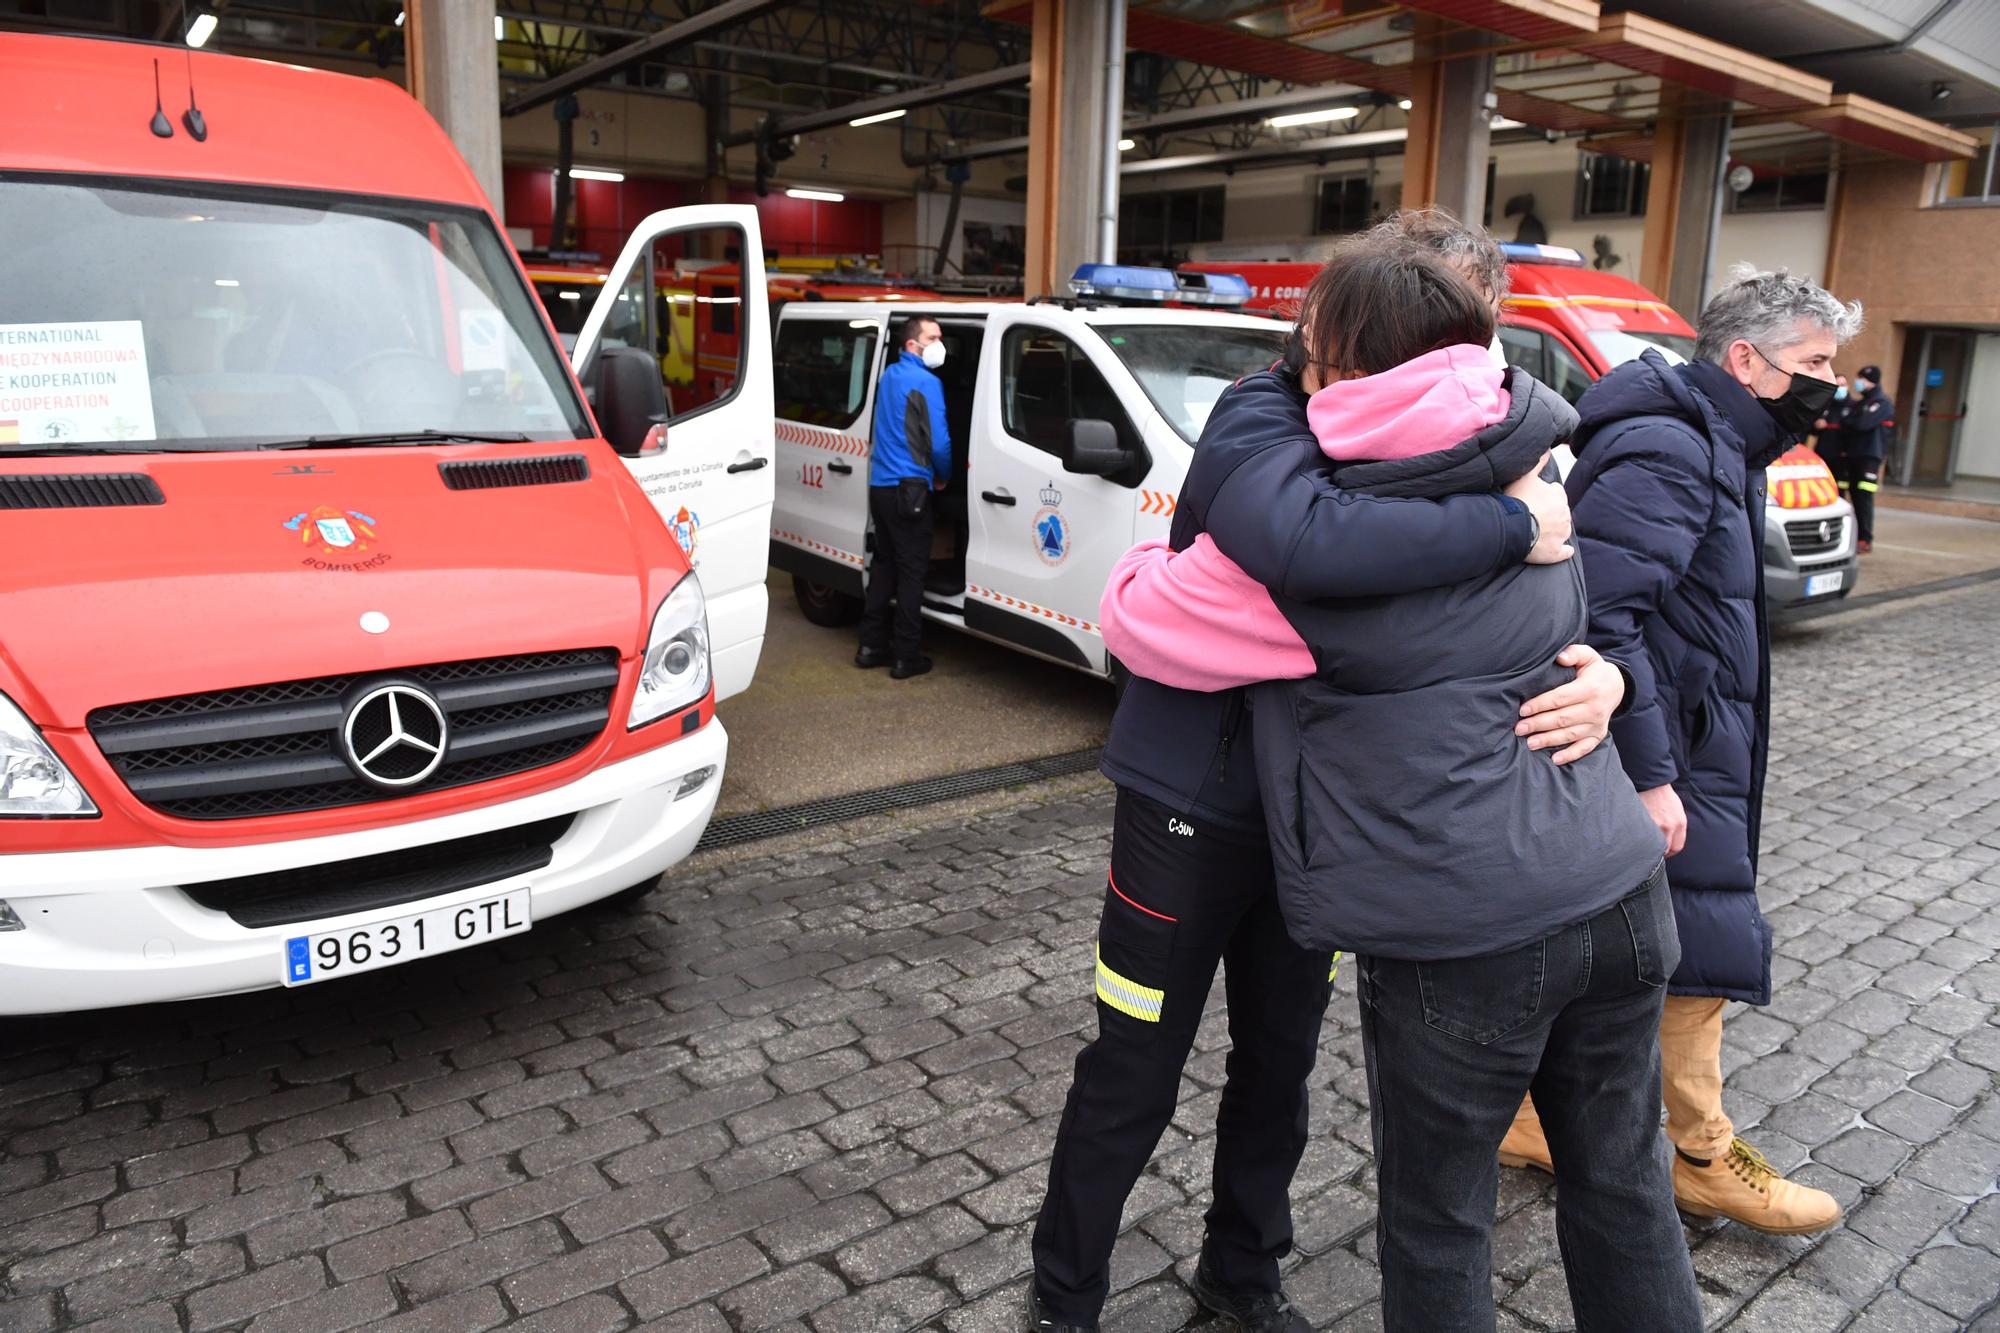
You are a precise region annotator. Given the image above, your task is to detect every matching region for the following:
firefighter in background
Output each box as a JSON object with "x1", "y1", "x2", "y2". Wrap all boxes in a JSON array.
[{"x1": 1835, "y1": 364, "x2": 1894, "y2": 554}]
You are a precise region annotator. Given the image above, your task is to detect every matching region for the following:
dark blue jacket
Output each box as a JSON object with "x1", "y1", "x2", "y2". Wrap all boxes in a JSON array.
[
  {"x1": 1253, "y1": 372, "x2": 1664, "y2": 959},
  {"x1": 1099, "y1": 368, "x2": 1537, "y2": 837},
  {"x1": 1565, "y1": 351, "x2": 1786, "y2": 1005},
  {"x1": 869, "y1": 351, "x2": 952, "y2": 487},
  {"x1": 1835, "y1": 385, "x2": 1896, "y2": 461}
]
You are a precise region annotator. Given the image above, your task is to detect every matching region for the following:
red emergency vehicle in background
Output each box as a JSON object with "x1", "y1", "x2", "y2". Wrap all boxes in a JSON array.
[
  {"x1": 1183, "y1": 245, "x2": 1859, "y2": 612},
  {"x1": 531, "y1": 256, "x2": 942, "y2": 418},
  {"x1": 1, "y1": 33, "x2": 776, "y2": 1011}
]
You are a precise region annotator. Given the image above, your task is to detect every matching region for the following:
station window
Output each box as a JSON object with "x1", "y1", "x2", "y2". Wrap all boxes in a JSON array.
[
  {"x1": 1314, "y1": 174, "x2": 1373, "y2": 235},
  {"x1": 773, "y1": 321, "x2": 879, "y2": 430},
  {"x1": 1118, "y1": 187, "x2": 1224, "y2": 264},
  {"x1": 1936, "y1": 123, "x2": 2000, "y2": 205},
  {"x1": 1575, "y1": 153, "x2": 1649, "y2": 218},
  {"x1": 1728, "y1": 170, "x2": 1830, "y2": 213},
  {"x1": 1001, "y1": 327, "x2": 1139, "y2": 463}
]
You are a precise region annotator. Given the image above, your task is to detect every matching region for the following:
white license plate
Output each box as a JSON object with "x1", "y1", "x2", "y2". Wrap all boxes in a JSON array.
[
  {"x1": 1805, "y1": 570, "x2": 1845, "y2": 597},
  {"x1": 281, "y1": 890, "x2": 531, "y2": 986}
]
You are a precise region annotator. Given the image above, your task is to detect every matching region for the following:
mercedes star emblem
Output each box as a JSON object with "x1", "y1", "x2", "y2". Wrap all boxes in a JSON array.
[{"x1": 340, "y1": 683, "x2": 448, "y2": 789}]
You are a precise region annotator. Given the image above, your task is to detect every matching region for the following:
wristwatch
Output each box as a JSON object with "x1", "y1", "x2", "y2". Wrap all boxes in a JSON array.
[{"x1": 1525, "y1": 509, "x2": 1541, "y2": 555}]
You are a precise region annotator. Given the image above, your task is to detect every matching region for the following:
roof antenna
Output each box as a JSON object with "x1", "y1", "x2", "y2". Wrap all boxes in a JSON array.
[
  {"x1": 150, "y1": 58, "x2": 174, "y2": 138},
  {"x1": 174, "y1": 2, "x2": 208, "y2": 142},
  {"x1": 181, "y1": 45, "x2": 208, "y2": 142}
]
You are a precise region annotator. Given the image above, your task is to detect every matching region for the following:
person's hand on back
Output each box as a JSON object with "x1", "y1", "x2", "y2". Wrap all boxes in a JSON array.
[
  {"x1": 1638, "y1": 783, "x2": 1688, "y2": 856},
  {"x1": 1517, "y1": 643, "x2": 1622, "y2": 765},
  {"x1": 1505, "y1": 458, "x2": 1573, "y2": 564}
]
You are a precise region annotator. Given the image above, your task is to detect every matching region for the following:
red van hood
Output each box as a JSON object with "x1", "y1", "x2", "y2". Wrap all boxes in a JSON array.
[{"x1": 1, "y1": 446, "x2": 663, "y2": 728}]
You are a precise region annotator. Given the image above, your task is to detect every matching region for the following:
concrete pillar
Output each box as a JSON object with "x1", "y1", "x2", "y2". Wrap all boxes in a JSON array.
[
  {"x1": 406, "y1": 0, "x2": 504, "y2": 216},
  {"x1": 1024, "y1": 0, "x2": 1121, "y2": 298},
  {"x1": 1639, "y1": 100, "x2": 1731, "y2": 320},
  {"x1": 1402, "y1": 30, "x2": 1494, "y2": 225}
]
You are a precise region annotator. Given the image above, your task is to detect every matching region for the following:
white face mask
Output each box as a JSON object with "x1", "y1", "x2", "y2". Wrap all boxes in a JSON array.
[{"x1": 921, "y1": 339, "x2": 947, "y2": 370}]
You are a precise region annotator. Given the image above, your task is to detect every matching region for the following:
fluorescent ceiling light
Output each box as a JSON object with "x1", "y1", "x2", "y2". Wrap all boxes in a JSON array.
[
  {"x1": 185, "y1": 11, "x2": 217, "y2": 46},
  {"x1": 1118, "y1": 138, "x2": 1136, "y2": 151},
  {"x1": 213, "y1": 278, "x2": 240, "y2": 287},
  {"x1": 568, "y1": 167, "x2": 625, "y2": 182},
  {"x1": 495, "y1": 15, "x2": 506, "y2": 40},
  {"x1": 1491, "y1": 117, "x2": 1526, "y2": 131},
  {"x1": 558, "y1": 291, "x2": 582, "y2": 300},
  {"x1": 849, "y1": 108, "x2": 907, "y2": 127},
  {"x1": 1266, "y1": 106, "x2": 1358, "y2": 129},
  {"x1": 786, "y1": 188, "x2": 845, "y2": 202},
  {"x1": 1398, "y1": 99, "x2": 1412, "y2": 111},
  {"x1": 395, "y1": 10, "x2": 404, "y2": 25}
]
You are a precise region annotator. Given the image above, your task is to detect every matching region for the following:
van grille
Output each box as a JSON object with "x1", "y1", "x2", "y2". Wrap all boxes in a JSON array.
[
  {"x1": 88, "y1": 649, "x2": 619, "y2": 821},
  {"x1": 181, "y1": 814, "x2": 574, "y2": 928},
  {"x1": 1785, "y1": 515, "x2": 1846, "y2": 558}
]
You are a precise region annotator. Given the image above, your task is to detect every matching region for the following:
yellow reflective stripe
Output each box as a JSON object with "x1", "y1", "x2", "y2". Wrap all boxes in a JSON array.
[
  {"x1": 1857, "y1": 480, "x2": 1880, "y2": 492},
  {"x1": 1329, "y1": 951, "x2": 1342, "y2": 983},
  {"x1": 1094, "y1": 946, "x2": 1164, "y2": 1021}
]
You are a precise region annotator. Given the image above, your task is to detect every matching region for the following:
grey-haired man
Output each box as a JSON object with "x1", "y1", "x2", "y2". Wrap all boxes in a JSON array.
[{"x1": 1501, "y1": 267, "x2": 1863, "y2": 1237}]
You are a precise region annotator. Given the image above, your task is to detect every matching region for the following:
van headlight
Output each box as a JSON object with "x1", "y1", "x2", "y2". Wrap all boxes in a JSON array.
[
  {"x1": 0, "y1": 692, "x2": 96, "y2": 817},
  {"x1": 629, "y1": 573, "x2": 711, "y2": 729}
]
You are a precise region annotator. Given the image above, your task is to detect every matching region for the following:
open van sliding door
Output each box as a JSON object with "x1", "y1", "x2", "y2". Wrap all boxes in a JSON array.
[
  {"x1": 572, "y1": 206, "x2": 773, "y2": 701},
  {"x1": 769, "y1": 309, "x2": 886, "y2": 617}
]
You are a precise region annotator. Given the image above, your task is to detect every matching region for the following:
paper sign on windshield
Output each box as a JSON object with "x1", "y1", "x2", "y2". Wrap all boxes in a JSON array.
[{"x1": 0, "y1": 322, "x2": 158, "y2": 445}]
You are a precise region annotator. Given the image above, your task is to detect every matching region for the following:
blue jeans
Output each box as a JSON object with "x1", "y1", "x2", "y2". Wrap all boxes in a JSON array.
[{"x1": 1356, "y1": 864, "x2": 1701, "y2": 1333}]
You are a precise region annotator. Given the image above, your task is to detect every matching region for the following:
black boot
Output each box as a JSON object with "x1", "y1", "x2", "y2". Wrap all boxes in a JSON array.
[
  {"x1": 1025, "y1": 1286, "x2": 1097, "y2": 1332},
  {"x1": 1190, "y1": 1253, "x2": 1310, "y2": 1333}
]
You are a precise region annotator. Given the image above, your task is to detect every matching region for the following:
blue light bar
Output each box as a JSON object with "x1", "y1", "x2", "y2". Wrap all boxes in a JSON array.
[
  {"x1": 1174, "y1": 270, "x2": 1251, "y2": 306},
  {"x1": 1069, "y1": 264, "x2": 1250, "y2": 306},
  {"x1": 1498, "y1": 242, "x2": 1587, "y2": 268}
]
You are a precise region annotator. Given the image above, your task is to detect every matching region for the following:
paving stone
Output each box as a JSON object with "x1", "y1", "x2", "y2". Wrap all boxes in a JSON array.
[
  {"x1": 501, "y1": 1228, "x2": 669, "y2": 1313},
  {"x1": 184, "y1": 1255, "x2": 326, "y2": 1332},
  {"x1": 393, "y1": 1219, "x2": 566, "y2": 1303},
  {"x1": 620, "y1": 1238, "x2": 771, "y2": 1318},
  {"x1": 1848, "y1": 1179, "x2": 1967, "y2": 1254},
  {"x1": 1898, "y1": 1244, "x2": 2000, "y2": 1322},
  {"x1": 1724, "y1": 1275, "x2": 1851, "y2": 1332},
  {"x1": 1846, "y1": 1289, "x2": 1964, "y2": 1333},
  {"x1": 1815, "y1": 1126, "x2": 1913, "y2": 1183}
]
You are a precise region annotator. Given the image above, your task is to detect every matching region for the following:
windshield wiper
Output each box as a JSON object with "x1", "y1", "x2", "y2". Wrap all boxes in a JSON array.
[
  {"x1": 0, "y1": 442, "x2": 179, "y2": 457},
  {"x1": 265, "y1": 430, "x2": 536, "y2": 450}
]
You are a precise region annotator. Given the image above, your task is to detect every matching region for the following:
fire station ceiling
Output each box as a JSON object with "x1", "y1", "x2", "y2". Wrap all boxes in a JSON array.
[{"x1": 4, "y1": 0, "x2": 1973, "y2": 175}]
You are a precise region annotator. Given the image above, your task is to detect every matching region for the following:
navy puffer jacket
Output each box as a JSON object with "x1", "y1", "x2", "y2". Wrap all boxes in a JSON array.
[{"x1": 1565, "y1": 351, "x2": 1786, "y2": 1005}]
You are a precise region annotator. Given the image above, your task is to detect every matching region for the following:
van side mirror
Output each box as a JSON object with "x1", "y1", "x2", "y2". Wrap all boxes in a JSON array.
[
  {"x1": 1063, "y1": 418, "x2": 1127, "y2": 477},
  {"x1": 591, "y1": 346, "x2": 670, "y2": 457}
]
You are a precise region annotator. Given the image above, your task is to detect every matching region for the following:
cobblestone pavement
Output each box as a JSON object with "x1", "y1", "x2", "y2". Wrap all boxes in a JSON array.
[{"x1": 5, "y1": 583, "x2": 2000, "y2": 1333}]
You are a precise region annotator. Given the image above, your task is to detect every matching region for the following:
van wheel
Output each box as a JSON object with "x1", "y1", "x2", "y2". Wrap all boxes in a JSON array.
[{"x1": 794, "y1": 575, "x2": 862, "y2": 627}]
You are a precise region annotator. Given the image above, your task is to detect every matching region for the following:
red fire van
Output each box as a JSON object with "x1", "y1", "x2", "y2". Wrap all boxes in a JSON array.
[{"x1": 0, "y1": 34, "x2": 775, "y2": 1012}]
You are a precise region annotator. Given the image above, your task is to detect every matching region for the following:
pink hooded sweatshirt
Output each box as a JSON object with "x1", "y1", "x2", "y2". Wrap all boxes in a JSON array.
[{"x1": 1100, "y1": 345, "x2": 1511, "y2": 691}]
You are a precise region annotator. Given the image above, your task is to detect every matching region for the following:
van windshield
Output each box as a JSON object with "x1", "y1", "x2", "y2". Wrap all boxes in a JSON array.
[
  {"x1": 1589, "y1": 328, "x2": 1696, "y2": 369},
  {"x1": 1099, "y1": 324, "x2": 1289, "y2": 443},
  {"x1": 0, "y1": 176, "x2": 592, "y2": 452}
]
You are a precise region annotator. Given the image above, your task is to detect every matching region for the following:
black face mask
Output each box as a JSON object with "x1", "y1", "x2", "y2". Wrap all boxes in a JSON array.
[{"x1": 1750, "y1": 346, "x2": 1837, "y2": 440}]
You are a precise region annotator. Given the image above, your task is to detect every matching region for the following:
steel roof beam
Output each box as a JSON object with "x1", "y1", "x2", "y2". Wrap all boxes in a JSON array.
[
  {"x1": 727, "y1": 61, "x2": 1032, "y2": 146},
  {"x1": 502, "y1": 0, "x2": 788, "y2": 117}
]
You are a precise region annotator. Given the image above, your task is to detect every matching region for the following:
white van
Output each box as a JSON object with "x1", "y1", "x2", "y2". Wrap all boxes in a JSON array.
[{"x1": 768, "y1": 267, "x2": 1285, "y2": 680}]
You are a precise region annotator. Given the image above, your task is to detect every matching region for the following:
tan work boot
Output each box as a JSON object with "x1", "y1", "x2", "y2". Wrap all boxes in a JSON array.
[
  {"x1": 1673, "y1": 1138, "x2": 1842, "y2": 1235},
  {"x1": 1498, "y1": 1104, "x2": 1553, "y2": 1174}
]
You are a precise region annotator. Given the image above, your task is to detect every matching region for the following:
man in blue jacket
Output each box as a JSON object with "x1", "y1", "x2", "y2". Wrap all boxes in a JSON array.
[
  {"x1": 1501, "y1": 267, "x2": 1862, "y2": 1236},
  {"x1": 857, "y1": 316, "x2": 953, "y2": 679}
]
